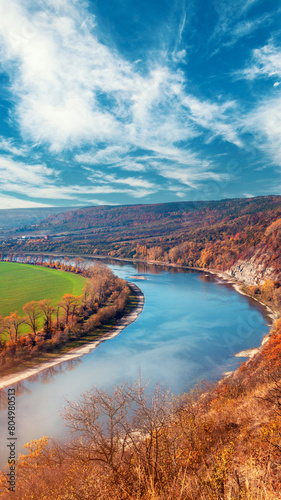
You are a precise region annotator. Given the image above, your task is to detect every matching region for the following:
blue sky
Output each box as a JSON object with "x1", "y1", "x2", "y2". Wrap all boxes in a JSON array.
[{"x1": 0, "y1": 0, "x2": 280, "y2": 209}]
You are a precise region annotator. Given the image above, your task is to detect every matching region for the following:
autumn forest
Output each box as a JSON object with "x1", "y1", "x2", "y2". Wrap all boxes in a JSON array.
[{"x1": 1, "y1": 196, "x2": 281, "y2": 499}]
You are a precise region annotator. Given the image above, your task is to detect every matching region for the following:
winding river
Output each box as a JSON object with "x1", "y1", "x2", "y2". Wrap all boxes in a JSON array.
[{"x1": 0, "y1": 260, "x2": 271, "y2": 465}]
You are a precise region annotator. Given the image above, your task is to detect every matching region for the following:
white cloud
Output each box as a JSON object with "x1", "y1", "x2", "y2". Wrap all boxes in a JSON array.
[
  {"x1": 117, "y1": 160, "x2": 147, "y2": 172},
  {"x1": 86, "y1": 170, "x2": 156, "y2": 190},
  {"x1": 181, "y1": 95, "x2": 242, "y2": 146},
  {"x1": 168, "y1": 185, "x2": 188, "y2": 198},
  {"x1": 139, "y1": 144, "x2": 211, "y2": 169},
  {"x1": 244, "y1": 96, "x2": 281, "y2": 166},
  {"x1": 81, "y1": 199, "x2": 117, "y2": 207},
  {"x1": 75, "y1": 145, "x2": 130, "y2": 165},
  {"x1": 0, "y1": 156, "x2": 55, "y2": 185},
  {"x1": 0, "y1": 195, "x2": 53, "y2": 209},
  {"x1": 1, "y1": 181, "x2": 156, "y2": 200},
  {"x1": 241, "y1": 42, "x2": 281, "y2": 80},
  {"x1": 0, "y1": 0, "x2": 124, "y2": 150},
  {"x1": 0, "y1": 155, "x2": 156, "y2": 202},
  {"x1": 157, "y1": 164, "x2": 227, "y2": 189},
  {"x1": 239, "y1": 42, "x2": 281, "y2": 167},
  {"x1": 222, "y1": 13, "x2": 272, "y2": 49},
  {"x1": 172, "y1": 49, "x2": 187, "y2": 63},
  {"x1": 76, "y1": 146, "x2": 150, "y2": 172},
  {"x1": 108, "y1": 176, "x2": 154, "y2": 189},
  {"x1": 0, "y1": 0, "x2": 251, "y2": 208},
  {"x1": 0, "y1": 137, "x2": 27, "y2": 156},
  {"x1": 211, "y1": 0, "x2": 261, "y2": 45},
  {"x1": 0, "y1": 0, "x2": 242, "y2": 156}
]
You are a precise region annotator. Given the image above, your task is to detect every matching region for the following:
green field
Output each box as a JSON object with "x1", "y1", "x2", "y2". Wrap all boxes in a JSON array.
[{"x1": 0, "y1": 262, "x2": 86, "y2": 317}]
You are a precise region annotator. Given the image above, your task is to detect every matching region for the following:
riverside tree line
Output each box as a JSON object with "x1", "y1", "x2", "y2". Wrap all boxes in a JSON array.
[{"x1": 0, "y1": 262, "x2": 131, "y2": 371}]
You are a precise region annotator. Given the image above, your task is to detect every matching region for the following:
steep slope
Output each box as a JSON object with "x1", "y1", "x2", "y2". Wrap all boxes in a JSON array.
[
  {"x1": 0, "y1": 206, "x2": 73, "y2": 232},
  {"x1": 228, "y1": 217, "x2": 281, "y2": 284},
  {"x1": 3, "y1": 195, "x2": 281, "y2": 286}
]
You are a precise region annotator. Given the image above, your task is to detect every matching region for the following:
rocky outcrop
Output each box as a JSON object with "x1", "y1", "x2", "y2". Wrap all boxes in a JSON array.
[
  {"x1": 226, "y1": 255, "x2": 275, "y2": 286},
  {"x1": 226, "y1": 221, "x2": 281, "y2": 286}
]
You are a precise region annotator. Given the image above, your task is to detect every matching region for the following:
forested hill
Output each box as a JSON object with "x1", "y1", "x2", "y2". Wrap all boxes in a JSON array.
[
  {"x1": 4, "y1": 195, "x2": 281, "y2": 286},
  {"x1": 0, "y1": 206, "x2": 72, "y2": 231},
  {"x1": 27, "y1": 195, "x2": 281, "y2": 234}
]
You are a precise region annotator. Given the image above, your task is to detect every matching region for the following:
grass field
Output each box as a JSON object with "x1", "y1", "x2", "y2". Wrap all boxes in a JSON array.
[{"x1": 0, "y1": 262, "x2": 86, "y2": 317}]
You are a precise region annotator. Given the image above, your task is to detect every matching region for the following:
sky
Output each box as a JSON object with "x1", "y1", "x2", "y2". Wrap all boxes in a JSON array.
[{"x1": 0, "y1": 0, "x2": 280, "y2": 209}]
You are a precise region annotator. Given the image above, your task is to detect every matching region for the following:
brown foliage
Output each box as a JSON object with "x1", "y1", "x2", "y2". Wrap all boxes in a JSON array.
[
  {"x1": 0, "y1": 313, "x2": 24, "y2": 342},
  {"x1": 0, "y1": 263, "x2": 132, "y2": 372},
  {"x1": 23, "y1": 301, "x2": 41, "y2": 336},
  {"x1": 38, "y1": 299, "x2": 55, "y2": 339},
  {"x1": 6, "y1": 196, "x2": 281, "y2": 281},
  {"x1": 1, "y1": 372, "x2": 281, "y2": 500}
]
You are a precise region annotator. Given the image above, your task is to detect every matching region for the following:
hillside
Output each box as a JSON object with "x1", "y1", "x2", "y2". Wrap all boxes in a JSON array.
[
  {"x1": 23, "y1": 196, "x2": 281, "y2": 236},
  {"x1": 2, "y1": 319, "x2": 281, "y2": 499},
  {"x1": 2, "y1": 196, "x2": 281, "y2": 498},
  {"x1": 5, "y1": 195, "x2": 281, "y2": 286},
  {"x1": 0, "y1": 207, "x2": 73, "y2": 232}
]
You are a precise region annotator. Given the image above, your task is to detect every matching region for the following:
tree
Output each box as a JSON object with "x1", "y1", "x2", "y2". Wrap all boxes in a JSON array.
[
  {"x1": 62, "y1": 379, "x2": 173, "y2": 484},
  {"x1": 273, "y1": 287, "x2": 281, "y2": 308},
  {"x1": 261, "y1": 280, "x2": 276, "y2": 301},
  {"x1": 23, "y1": 301, "x2": 41, "y2": 336},
  {"x1": 55, "y1": 304, "x2": 61, "y2": 330},
  {"x1": 1, "y1": 312, "x2": 24, "y2": 342},
  {"x1": 0, "y1": 315, "x2": 4, "y2": 345},
  {"x1": 38, "y1": 299, "x2": 55, "y2": 339},
  {"x1": 81, "y1": 282, "x2": 92, "y2": 311},
  {"x1": 87, "y1": 265, "x2": 115, "y2": 306},
  {"x1": 147, "y1": 246, "x2": 163, "y2": 261},
  {"x1": 74, "y1": 257, "x2": 86, "y2": 273},
  {"x1": 59, "y1": 294, "x2": 80, "y2": 325}
]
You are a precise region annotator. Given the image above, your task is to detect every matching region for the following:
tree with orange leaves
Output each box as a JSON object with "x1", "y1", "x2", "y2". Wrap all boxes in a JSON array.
[
  {"x1": 38, "y1": 299, "x2": 55, "y2": 339},
  {"x1": 59, "y1": 294, "x2": 80, "y2": 325},
  {"x1": 0, "y1": 312, "x2": 24, "y2": 342},
  {"x1": 23, "y1": 301, "x2": 41, "y2": 336}
]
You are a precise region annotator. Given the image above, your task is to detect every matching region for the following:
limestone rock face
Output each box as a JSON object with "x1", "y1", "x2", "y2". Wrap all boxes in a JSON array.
[{"x1": 226, "y1": 255, "x2": 275, "y2": 286}]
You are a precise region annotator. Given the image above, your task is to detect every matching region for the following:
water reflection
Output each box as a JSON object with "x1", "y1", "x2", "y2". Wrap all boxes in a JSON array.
[
  {"x1": 0, "y1": 382, "x2": 31, "y2": 410},
  {"x1": 0, "y1": 259, "x2": 271, "y2": 467}
]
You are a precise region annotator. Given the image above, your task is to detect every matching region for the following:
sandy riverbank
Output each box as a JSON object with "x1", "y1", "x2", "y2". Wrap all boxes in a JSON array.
[
  {"x1": 0, "y1": 282, "x2": 144, "y2": 391},
  {"x1": 10, "y1": 251, "x2": 278, "y2": 324},
  {"x1": 1, "y1": 252, "x2": 278, "y2": 382},
  {"x1": 207, "y1": 270, "x2": 279, "y2": 363}
]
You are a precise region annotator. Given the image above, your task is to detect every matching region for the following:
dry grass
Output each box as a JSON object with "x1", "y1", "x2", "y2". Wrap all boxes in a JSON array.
[{"x1": 2, "y1": 326, "x2": 281, "y2": 499}]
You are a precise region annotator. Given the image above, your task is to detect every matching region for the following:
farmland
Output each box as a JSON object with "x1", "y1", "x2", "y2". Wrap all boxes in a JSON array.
[
  {"x1": 0, "y1": 262, "x2": 86, "y2": 317},
  {"x1": 0, "y1": 260, "x2": 134, "y2": 374}
]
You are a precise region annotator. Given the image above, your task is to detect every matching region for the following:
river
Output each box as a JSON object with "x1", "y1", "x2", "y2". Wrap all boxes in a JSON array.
[{"x1": 0, "y1": 260, "x2": 270, "y2": 465}]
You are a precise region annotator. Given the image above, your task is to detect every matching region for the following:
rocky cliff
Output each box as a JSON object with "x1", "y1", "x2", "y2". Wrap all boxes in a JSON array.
[
  {"x1": 226, "y1": 219, "x2": 281, "y2": 285},
  {"x1": 227, "y1": 254, "x2": 275, "y2": 285}
]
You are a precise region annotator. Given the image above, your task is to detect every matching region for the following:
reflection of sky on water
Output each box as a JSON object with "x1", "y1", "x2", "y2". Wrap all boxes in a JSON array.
[{"x1": 0, "y1": 260, "x2": 270, "y2": 465}]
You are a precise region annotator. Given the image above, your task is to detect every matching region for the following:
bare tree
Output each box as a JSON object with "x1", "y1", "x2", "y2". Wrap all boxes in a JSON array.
[
  {"x1": 129, "y1": 379, "x2": 173, "y2": 484},
  {"x1": 74, "y1": 257, "x2": 86, "y2": 273},
  {"x1": 23, "y1": 301, "x2": 41, "y2": 336},
  {"x1": 62, "y1": 382, "x2": 134, "y2": 473},
  {"x1": 62, "y1": 378, "x2": 173, "y2": 484},
  {"x1": 59, "y1": 294, "x2": 80, "y2": 325},
  {"x1": 38, "y1": 299, "x2": 55, "y2": 339},
  {"x1": 55, "y1": 304, "x2": 61, "y2": 330},
  {"x1": 81, "y1": 282, "x2": 92, "y2": 311}
]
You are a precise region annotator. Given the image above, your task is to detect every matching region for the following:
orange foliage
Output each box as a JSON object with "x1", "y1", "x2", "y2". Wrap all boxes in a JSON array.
[{"x1": 0, "y1": 263, "x2": 132, "y2": 374}]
